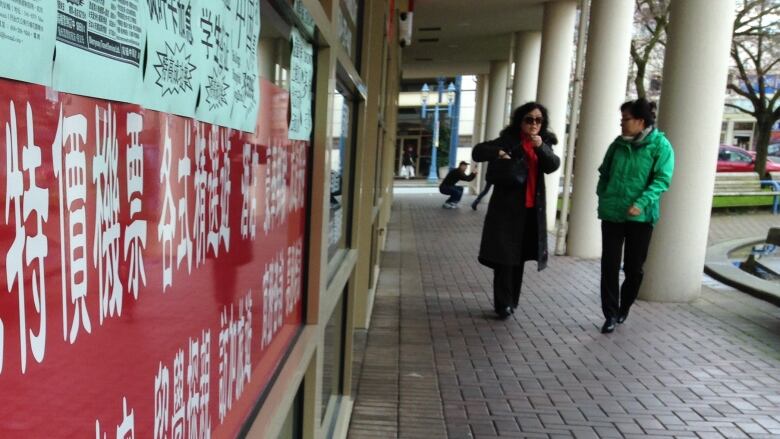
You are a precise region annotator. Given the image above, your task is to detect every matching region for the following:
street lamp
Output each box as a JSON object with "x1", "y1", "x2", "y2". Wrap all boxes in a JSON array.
[
  {"x1": 446, "y1": 82, "x2": 456, "y2": 113},
  {"x1": 447, "y1": 77, "x2": 461, "y2": 172},
  {"x1": 420, "y1": 83, "x2": 429, "y2": 118},
  {"x1": 421, "y1": 77, "x2": 449, "y2": 182}
]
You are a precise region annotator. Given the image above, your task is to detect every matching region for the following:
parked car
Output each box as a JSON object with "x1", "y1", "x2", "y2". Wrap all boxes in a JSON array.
[
  {"x1": 717, "y1": 145, "x2": 780, "y2": 172},
  {"x1": 769, "y1": 143, "x2": 780, "y2": 157}
]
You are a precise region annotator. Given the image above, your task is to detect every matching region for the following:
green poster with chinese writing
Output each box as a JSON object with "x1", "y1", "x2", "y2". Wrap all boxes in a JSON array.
[
  {"x1": 293, "y1": 0, "x2": 315, "y2": 35},
  {"x1": 227, "y1": 0, "x2": 260, "y2": 132},
  {"x1": 0, "y1": 0, "x2": 56, "y2": 86},
  {"x1": 53, "y1": 0, "x2": 146, "y2": 103},
  {"x1": 140, "y1": 0, "x2": 199, "y2": 117},
  {"x1": 288, "y1": 27, "x2": 313, "y2": 141},
  {"x1": 232, "y1": 53, "x2": 260, "y2": 132},
  {"x1": 193, "y1": 1, "x2": 233, "y2": 127}
]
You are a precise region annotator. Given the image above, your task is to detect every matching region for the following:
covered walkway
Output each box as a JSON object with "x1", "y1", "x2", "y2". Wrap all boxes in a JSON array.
[{"x1": 348, "y1": 193, "x2": 780, "y2": 438}]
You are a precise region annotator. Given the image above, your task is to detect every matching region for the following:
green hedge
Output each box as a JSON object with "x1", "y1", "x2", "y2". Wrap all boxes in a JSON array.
[{"x1": 712, "y1": 195, "x2": 775, "y2": 208}]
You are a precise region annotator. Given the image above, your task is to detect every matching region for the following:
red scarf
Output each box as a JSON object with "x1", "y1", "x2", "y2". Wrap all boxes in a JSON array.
[{"x1": 521, "y1": 134, "x2": 538, "y2": 208}]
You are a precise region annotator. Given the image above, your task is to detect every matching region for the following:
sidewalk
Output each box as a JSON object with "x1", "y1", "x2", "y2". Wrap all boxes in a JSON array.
[{"x1": 348, "y1": 194, "x2": 780, "y2": 439}]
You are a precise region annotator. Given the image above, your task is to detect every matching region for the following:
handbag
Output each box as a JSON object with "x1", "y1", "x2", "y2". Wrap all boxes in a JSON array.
[{"x1": 485, "y1": 156, "x2": 527, "y2": 188}]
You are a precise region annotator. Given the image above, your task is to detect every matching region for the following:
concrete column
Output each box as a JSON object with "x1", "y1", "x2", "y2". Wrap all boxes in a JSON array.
[
  {"x1": 470, "y1": 74, "x2": 489, "y2": 194},
  {"x1": 537, "y1": 0, "x2": 577, "y2": 230},
  {"x1": 480, "y1": 62, "x2": 510, "y2": 197},
  {"x1": 485, "y1": 60, "x2": 510, "y2": 140},
  {"x1": 511, "y1": 31, "x2": 542, "y2": 109},
  {"x1": 639, "y1": 0, "x2": 736, "y2": 302},
  {"x1": 567, "y1": 0, "x2": 635, "y2": 258},
  {"x1": 473, "y1": 74, "x2": 488, "y2": 144},
  {"x1": 725, "y1": 119, "x2": 735, "y2": 145}
]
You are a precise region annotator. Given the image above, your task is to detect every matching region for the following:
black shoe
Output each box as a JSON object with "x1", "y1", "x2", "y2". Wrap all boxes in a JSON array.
[
  {"x1": 471, "y1": 201, "x2": 478, "y2": 211},
  {"x1": 601, "y1": 318, "x2": 617, "y2": 334},
  {"x1": 496, "y1": 306, "x2": 512, "y2": 319},
  {"x1": 616, "y1": 313, "x2": 627, "y2": 324}
]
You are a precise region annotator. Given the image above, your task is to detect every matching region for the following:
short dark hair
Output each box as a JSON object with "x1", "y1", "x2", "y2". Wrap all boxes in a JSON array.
[
  {"x1": 501, "y1": 102, "x2": 558, "y2": 145},
  {"x1": 459, "y1": 161, "x2": 469, "y2": 167},
  {"x1": 620, "y1": 98, "x2": 657, "y2": 126}
]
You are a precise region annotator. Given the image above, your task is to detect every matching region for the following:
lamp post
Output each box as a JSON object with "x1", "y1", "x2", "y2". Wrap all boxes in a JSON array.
[
  {"x1": 421, "y1": 77, "x2": 452, "y2": 182},
  {"x1": 447, "y1": 78, "x2": 461, "y2": 170}
]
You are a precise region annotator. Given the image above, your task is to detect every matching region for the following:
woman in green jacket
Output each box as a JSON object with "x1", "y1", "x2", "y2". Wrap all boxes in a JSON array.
[{"x1": 597, "y1": 98, "x2": 674, "y2": 334}]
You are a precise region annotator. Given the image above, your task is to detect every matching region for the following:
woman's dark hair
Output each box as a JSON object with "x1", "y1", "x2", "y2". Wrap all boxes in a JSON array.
[
  {"x1": 501, "y1": 102, "x2": 558, "y2": 145},
  {"x1": 620, "y1": 98, "x2": 657, "y2": 126}
]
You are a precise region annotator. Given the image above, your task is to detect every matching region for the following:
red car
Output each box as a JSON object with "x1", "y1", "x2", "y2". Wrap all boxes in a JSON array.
[{"x1": 717, "y1": 145, "x2": 780, "y2": 172}]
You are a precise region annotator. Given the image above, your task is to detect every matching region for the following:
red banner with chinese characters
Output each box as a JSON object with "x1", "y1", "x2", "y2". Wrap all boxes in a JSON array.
[{"x1": 0, "y1": 78, "x2": 307, "y2": 438}]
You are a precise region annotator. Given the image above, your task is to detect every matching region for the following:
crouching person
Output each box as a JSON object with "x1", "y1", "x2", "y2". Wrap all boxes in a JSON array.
[{"x1": 439, "y1": 161, "x2": 477, "y2": 209}]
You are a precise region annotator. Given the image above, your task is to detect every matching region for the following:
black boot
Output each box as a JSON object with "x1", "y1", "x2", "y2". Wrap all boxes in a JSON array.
[
  {"x1": 496, "y1": 306, "x2": 512, "y2": 319},
  {"x1": 601, "y1": 317, "x2": 617, "y2": 334}
]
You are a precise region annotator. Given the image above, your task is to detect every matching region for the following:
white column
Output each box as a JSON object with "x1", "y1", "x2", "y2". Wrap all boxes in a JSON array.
[
  {"x1": 485, "y1": 60, "x2": 510, "y2": 141},
  {"x1": 511, "y1": 31, "x2": 542, "y2": 109},
  {"x1": 567, "y1": 0, "x2": 635, "y2": 257},
  {"x1": 639, "y1": 0, "x2": 736, "y2": 302},
  {"x1": 473, "y1": 74, "x2": 488, "y2": 144},
  {"x1": 537, "y1": 0, "x2": 577, "y2": 230},
  {"x1": 480, "y1": 62, "x2": 510, "y2": 197},
  {"x1": 725, "y1": 119, "x2": 735, "y2": 145},
  {"x1": 470, "y1": 74, "x2": 489, "y2": 194}
]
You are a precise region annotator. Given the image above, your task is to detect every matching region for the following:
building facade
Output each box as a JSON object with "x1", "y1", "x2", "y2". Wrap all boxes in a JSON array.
[{"x1": 0, "y1": 0, "x2": 398, "y2": 437}]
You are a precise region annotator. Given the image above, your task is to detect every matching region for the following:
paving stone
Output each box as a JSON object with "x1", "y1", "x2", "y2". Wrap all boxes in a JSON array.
[{"x1": 348, "y1": 196, "x2": 780, "y2": 438}]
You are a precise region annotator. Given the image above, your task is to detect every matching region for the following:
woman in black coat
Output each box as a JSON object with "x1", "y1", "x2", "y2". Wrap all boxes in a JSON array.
[{"x1": 472, "y1": 102, "x2": 561, "y2": 319}]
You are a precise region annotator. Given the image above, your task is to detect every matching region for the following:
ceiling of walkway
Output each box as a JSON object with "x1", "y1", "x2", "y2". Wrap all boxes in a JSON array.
[{"x1": 401, "y1": 0, "x2": 550, "y2": 78}]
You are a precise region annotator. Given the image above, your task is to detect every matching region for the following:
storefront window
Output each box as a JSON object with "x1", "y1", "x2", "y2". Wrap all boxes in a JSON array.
[
  {"x1": 328, "y1": 85, "x2": 354, "y2": 258},
  {"x1": 278, "y1": 387, "x2": 303, "y2": 439},
  {"x1": 321, "y1": 294, "x2": 346, "y2": 427},
  {"x1": 338, "y1": 0, "x2": 362, "y2": 64},
  {"x1": 258, "y1": 8, "x2": 293, "y2": 90}
]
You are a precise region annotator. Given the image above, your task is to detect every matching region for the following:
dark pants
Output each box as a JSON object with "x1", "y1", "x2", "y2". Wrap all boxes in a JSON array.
[
  {"x1": 600, "y1": 221, "x2": 654, "y2": 320},
  {"x1": 472, "y1": 183, "x2": 493, "y2": 206},
  {"x1": 493, "y1": 264, "x2": 525, "y2": 311},
  {"x1": 439, "y1": 185, "x2": 464, "y2": 204}
]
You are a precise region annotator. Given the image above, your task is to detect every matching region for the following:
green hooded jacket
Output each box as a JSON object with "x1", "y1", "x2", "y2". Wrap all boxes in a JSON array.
[{"x1": 596, "y1": 128, "x2": 675, "y2": 225}]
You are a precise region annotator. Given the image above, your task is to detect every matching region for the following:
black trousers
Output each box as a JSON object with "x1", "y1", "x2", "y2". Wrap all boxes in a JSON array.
[
  {"x1": 493, "y1": 264, "x2": 525, "y2": 311},
  {"x1": 600, "y1": 221, "x2": 654, "y2": 319},
  {"x1": 439, "y1": 185, "x2": 464, "y2": 204},
  {"x1": 473, "y1": 183, "x2": 493, "y2": 205}
]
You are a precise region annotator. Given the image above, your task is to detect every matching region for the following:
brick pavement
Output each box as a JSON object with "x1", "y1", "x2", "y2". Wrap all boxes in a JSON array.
[
  {"x1": 348, "y1": 194, "x2": 780, "y2": 439},
  {"x1": 707, "y1": 210, "x2": 778, "y2": 245}
]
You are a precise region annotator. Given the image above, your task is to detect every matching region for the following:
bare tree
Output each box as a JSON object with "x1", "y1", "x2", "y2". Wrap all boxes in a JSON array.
[
  {"x1": 629, "y1": 0, "x2": 670, "y2": 98},
  {"x1": 629, "y1": 0, "x2": 779, "y2": 178},
  {"x1": 727, "y1": 0, "x2": 780, "y2": 177}
]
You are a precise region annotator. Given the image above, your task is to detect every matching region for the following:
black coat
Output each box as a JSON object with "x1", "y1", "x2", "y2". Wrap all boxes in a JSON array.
[{"x1": 472, "y1": 134, "x2": 560, "y2": 270}]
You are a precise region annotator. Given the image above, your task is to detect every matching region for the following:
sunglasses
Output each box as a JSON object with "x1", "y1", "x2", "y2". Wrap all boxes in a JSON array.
[{"x1": 523, "y1": 116, "x2": 543, "y2": 125}]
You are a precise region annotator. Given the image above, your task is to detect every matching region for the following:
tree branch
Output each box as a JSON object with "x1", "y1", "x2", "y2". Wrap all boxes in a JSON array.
[
  {"x1": 725, "y1": 102, "x2": 756, "y2": 117},
  {"x1": 732, "y1": 45, "x2": 756, "y2": 96},
  {"x1": 763, "y1": 57, "x2": 780, "y2": 73},
  {"x1": 735, "y1": 40, "x2": 762, "y2": 78},
  {"x1": 768, "y1": 90, "x2": 780, "y2": 116},
  {"x1": 728, "y1": 47, "x2": 763, "y2": 113},
  {"x1": 727, "y1": 82, "x2": 756, "y2": 101}
]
